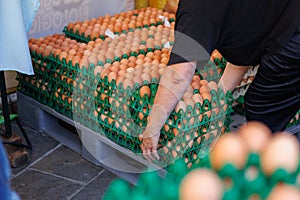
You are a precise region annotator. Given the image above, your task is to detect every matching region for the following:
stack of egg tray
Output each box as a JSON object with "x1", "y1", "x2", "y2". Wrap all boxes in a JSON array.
[
  {"x1": 71, "y1": 57, "x2": 234, "y2": 168},
  {"x1": 103, "y1": 154, "x2": 300, "y2": 200},
  {"x1": 17, "y1": 46, "x2": 234, "y2": 168},
  {"x1": 17, "y1": 51, "x2": 76, "y2": 118},
  {"x1": 63, "y1": 7, "x2": 175, "y2": 43}
]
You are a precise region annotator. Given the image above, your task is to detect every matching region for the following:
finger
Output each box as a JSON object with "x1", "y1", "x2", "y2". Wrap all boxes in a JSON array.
[
  {"x1": 152, "y1": 150, "x2": 160, "y2": 160},
  {"x1": 143, "y1": 147, "x2": 153, "y2": 162},
  {"x1": 147, "y1": 150, "x2": 156, "y2": 161}
]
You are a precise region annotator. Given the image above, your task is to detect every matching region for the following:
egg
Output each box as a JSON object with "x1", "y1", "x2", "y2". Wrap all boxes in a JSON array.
[
  {"x1": 183, "y1": 92, "x2": 193, "y2": 100},
  {"x1": 267, "y1": 184, "x2": 300, "y2": 200},
  {"x1": 238, "y1": 121, "x2": 272, "y2": 153},
  {"x1": 124, "y1": 72, "x2": 134, "y2": 80},
  {"x1": 184, "y1": 98, "x2": 194, "y2": 108},
  {"x1": 207, "y1": 81, "x2": 218, "y2": 92},
  {"x1": 175, "y1": 101, "x2": 187, "y2": 113},
  {"x1": 123, "y1": 78, "x2": 134, "y2": 90},
  {"x1": 192, "y1": 93, "x2": 203, "y2": 105},
  {"x1": 59, "y1": 51, "x2": 68, "y2": 61},
  {"x1": 200, "y1": 80, "x2": 208, "y2": 86},
  {"x1": 108, "y1": 71, "x2": 117, "y2": 83},
  {"x1": 210, "y1": 133, "x2": 248, "y2": 170},
  {"x1": 179, "y1": 169, "x2": 224, "y2": 200},
  {"x1": 132, "y1": 76, "x2": 143, "y2": 86},
  {"x1": 139, "y1": 85, "x2": 151, "y2": 98},
  {"x1": 201, "y1": 92, "x2": 212, "y2": 102},
  {"x1": 116, "y1": 76, "x2": 125, "y2": 87},
  {"x1": 141, "y1": 73, "x2": 151, "y2": 83},
  {"x1": 260, "y1": 132, "x2": 299, "y2": 176},
  {"x1": 200, "y1": 85, "x2": 210, "y2": 94}
]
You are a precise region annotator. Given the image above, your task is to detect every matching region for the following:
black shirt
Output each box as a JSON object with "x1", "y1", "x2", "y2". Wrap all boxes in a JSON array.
[{"x1": 168, "y1": 0, "x2": 300, "y2": 66}]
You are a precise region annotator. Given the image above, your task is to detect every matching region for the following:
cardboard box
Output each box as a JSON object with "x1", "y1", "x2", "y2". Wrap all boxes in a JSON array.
[{"x1": 4, "y1": 71, "x2": 18, "y2": 91}]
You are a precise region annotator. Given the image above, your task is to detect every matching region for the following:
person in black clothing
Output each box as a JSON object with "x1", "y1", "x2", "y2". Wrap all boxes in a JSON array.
[{"x1": 141, "y1": 0, "x2": 300, "y2": 160}]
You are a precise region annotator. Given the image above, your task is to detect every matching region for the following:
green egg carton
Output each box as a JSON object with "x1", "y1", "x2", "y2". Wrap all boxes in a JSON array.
[
  {"x1": 81, "y1": 67, "x2": 234, "y2": 168},
  {"x1": 19, "y1": 41, "x2": 234, "y2": 169},
  {"x1": 203, "y1": 152, "x2": 300, "y2": 200},
  {"x1": 62, "y1": 10, "x2": 175, "y2": 43},
  {"x1": 17, "y1": 51, "x2": 78, "y2": 118}
]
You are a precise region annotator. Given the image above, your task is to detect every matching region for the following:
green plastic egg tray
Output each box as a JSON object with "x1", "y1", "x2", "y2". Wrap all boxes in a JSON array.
[
  {"x1": 63, "y1": 9, "x2": 175, "y2": 43},
  {"x1": 18, "y1": 42, "x2": 233, "y2": 168},
  {"x1": 103, "y1": 153, "x2": 300, "y2": 200},
  {"x1": 69, "y1": 61, "x2": 234, "y2": 167},
  {"x1": 17, "y1": 51, "x2": 78, "y2": 118}
]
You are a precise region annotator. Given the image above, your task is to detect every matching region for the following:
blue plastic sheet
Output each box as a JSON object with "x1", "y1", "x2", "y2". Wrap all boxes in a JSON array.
[{"x1": 0, "y1": 0, "x2": 40, "y2": 75}]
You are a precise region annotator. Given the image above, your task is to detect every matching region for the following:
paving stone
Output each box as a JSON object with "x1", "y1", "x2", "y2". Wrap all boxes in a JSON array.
[
  {"x1": 31, "y1": 145, "x2": 103, "y2": 184},
  {"x1": 71, "y1": 170, "x2": 118, "y2": 200},
  {"x1": 11, "y1": 169, "x2": 82, "y2": 200},
  {"x1": 11, "y1": 124, "x2": 60, "y2": 175}
]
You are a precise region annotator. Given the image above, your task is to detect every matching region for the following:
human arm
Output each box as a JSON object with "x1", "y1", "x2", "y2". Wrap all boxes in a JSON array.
[
  {"x1": 218, "y1": 62, "x2": 249, "y2": 93},
  {"x1": 141, "y1": 61, "x2": 196, "y2": 160}
]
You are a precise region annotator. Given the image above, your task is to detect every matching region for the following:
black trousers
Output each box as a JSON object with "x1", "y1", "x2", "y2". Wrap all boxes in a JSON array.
[{"x1": 244, "y1": 25, "x2": 300, "y2": 133}]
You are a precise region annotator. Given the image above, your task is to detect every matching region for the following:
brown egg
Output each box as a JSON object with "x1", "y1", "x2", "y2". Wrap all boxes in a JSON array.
[
  {"x1": 200, "y1": 80, "x2": 208, "y2": 86},
  {"x1": 192, "y1": 93, "x2": 204, "y2": 105},
  {"x1": 72, "y1": 55, "x2": 81, "y2": 66},
  {"x1": 210, "y1": 133, "x2": 248, "y2": 170},
  {"x1": 124, "y1": 72, "x2": 134, "y2": 80},
  {"x1": 183, "y1": 92, "x2": 193, "y2": 100},
  {"x1": 175, "y1": 101, "x2": 187, "y2": 113},
  {"x1": 207, "y1": 81, "x2": 218, "y2": 92},
  {"x1": 261, "y1": 132, "x2": 299, "y2": 176},
  {"x1": 238, "y1": 121, "x2": 272, "y2": 153},
  {"x1": 184, "y1": 98, "x2": 194, "y2": 108},
  {"x1": 139, "y1": 85, "x2": 151, "y2": 98},
  {"x1": 191, "y1": 81, "x2": 200, "y2": 90},
  {"x1": 150, "y1": 70, "x2": 160, "y2": 81},
  {"x1": 88, "y1": 55, "x2": 98, "y2": 66},
  {"x1": 108, "y1": 71, "x2": 117, "y2": 83},
  {"x1": 110, "y1": 65, "x2": 120, "y2": 73},
  {"x1": 127, "y1": 62, "x2": 136, "y2": 68},
  {"x1": 105, "y1": 51, "x2": 114, "y2": 62},
  {"x1": 59, "y1": 51, "x2": 68, "y2": 61},
  {"x1": 132, "y1": 76, "x2": 143, "y2": 86},
  {"x1": 94, "y1": 66, "x2": 104, "y2": 76},
  {"x1": 179, "y1": 169, "x2": 224, "y2": 200},
  {"x1": 117, "y1": 70, "x2": 126, "y2": 78},
  {"x1": 200, "y1": 85, "x2": 210, "y2": 94},
  {"x1": 141, "y1": 73, "x2": 151, "y2": 83},
  {"x1": 116, "y1": 76, "x2": 125, "y2": 86},
  {"x1": 123, "y1": 78, "x2": 134, "y2": 90},
  {"x1": 267, "y1": 184, "x2": 300, "y2": 200},
  {"x1": 201, "y1": 92, "x2": 212, "y2": 102}
]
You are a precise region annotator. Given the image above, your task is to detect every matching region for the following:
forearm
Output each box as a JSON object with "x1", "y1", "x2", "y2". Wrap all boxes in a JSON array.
[
  {"x1": 218, "y1": 62, "x2": 249, "y2": 92},
  {"x1": 143, "y1": 62, "x2": 196, "y2": 137}
]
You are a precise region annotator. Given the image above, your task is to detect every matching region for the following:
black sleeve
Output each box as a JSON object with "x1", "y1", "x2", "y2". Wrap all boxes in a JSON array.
[{"x1": 168, "y1": 0, "x2": 233, "y2": 66}]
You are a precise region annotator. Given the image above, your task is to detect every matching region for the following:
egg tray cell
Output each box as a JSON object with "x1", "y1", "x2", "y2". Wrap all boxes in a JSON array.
[
  {"x1": 103, "y1": 153, "x2": 300, "y2": 200},
  {"x1": 211, "y1": 57, "x2": 227, "y2": 75}
]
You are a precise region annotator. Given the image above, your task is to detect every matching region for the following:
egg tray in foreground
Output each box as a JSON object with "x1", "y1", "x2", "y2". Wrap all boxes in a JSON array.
[{"x1": 103, "y1": 153, "x2": 300, "y2": 200}]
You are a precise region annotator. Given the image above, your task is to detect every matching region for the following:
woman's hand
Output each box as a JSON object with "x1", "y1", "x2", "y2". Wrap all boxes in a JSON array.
[{"x1": 140, "y1": 132, "x2": 160, "y2": 161}]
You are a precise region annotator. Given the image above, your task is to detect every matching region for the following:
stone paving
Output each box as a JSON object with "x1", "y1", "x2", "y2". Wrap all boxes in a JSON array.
[{"x1": 10, "y1": 124, "x2": 117, "y2": 200}]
